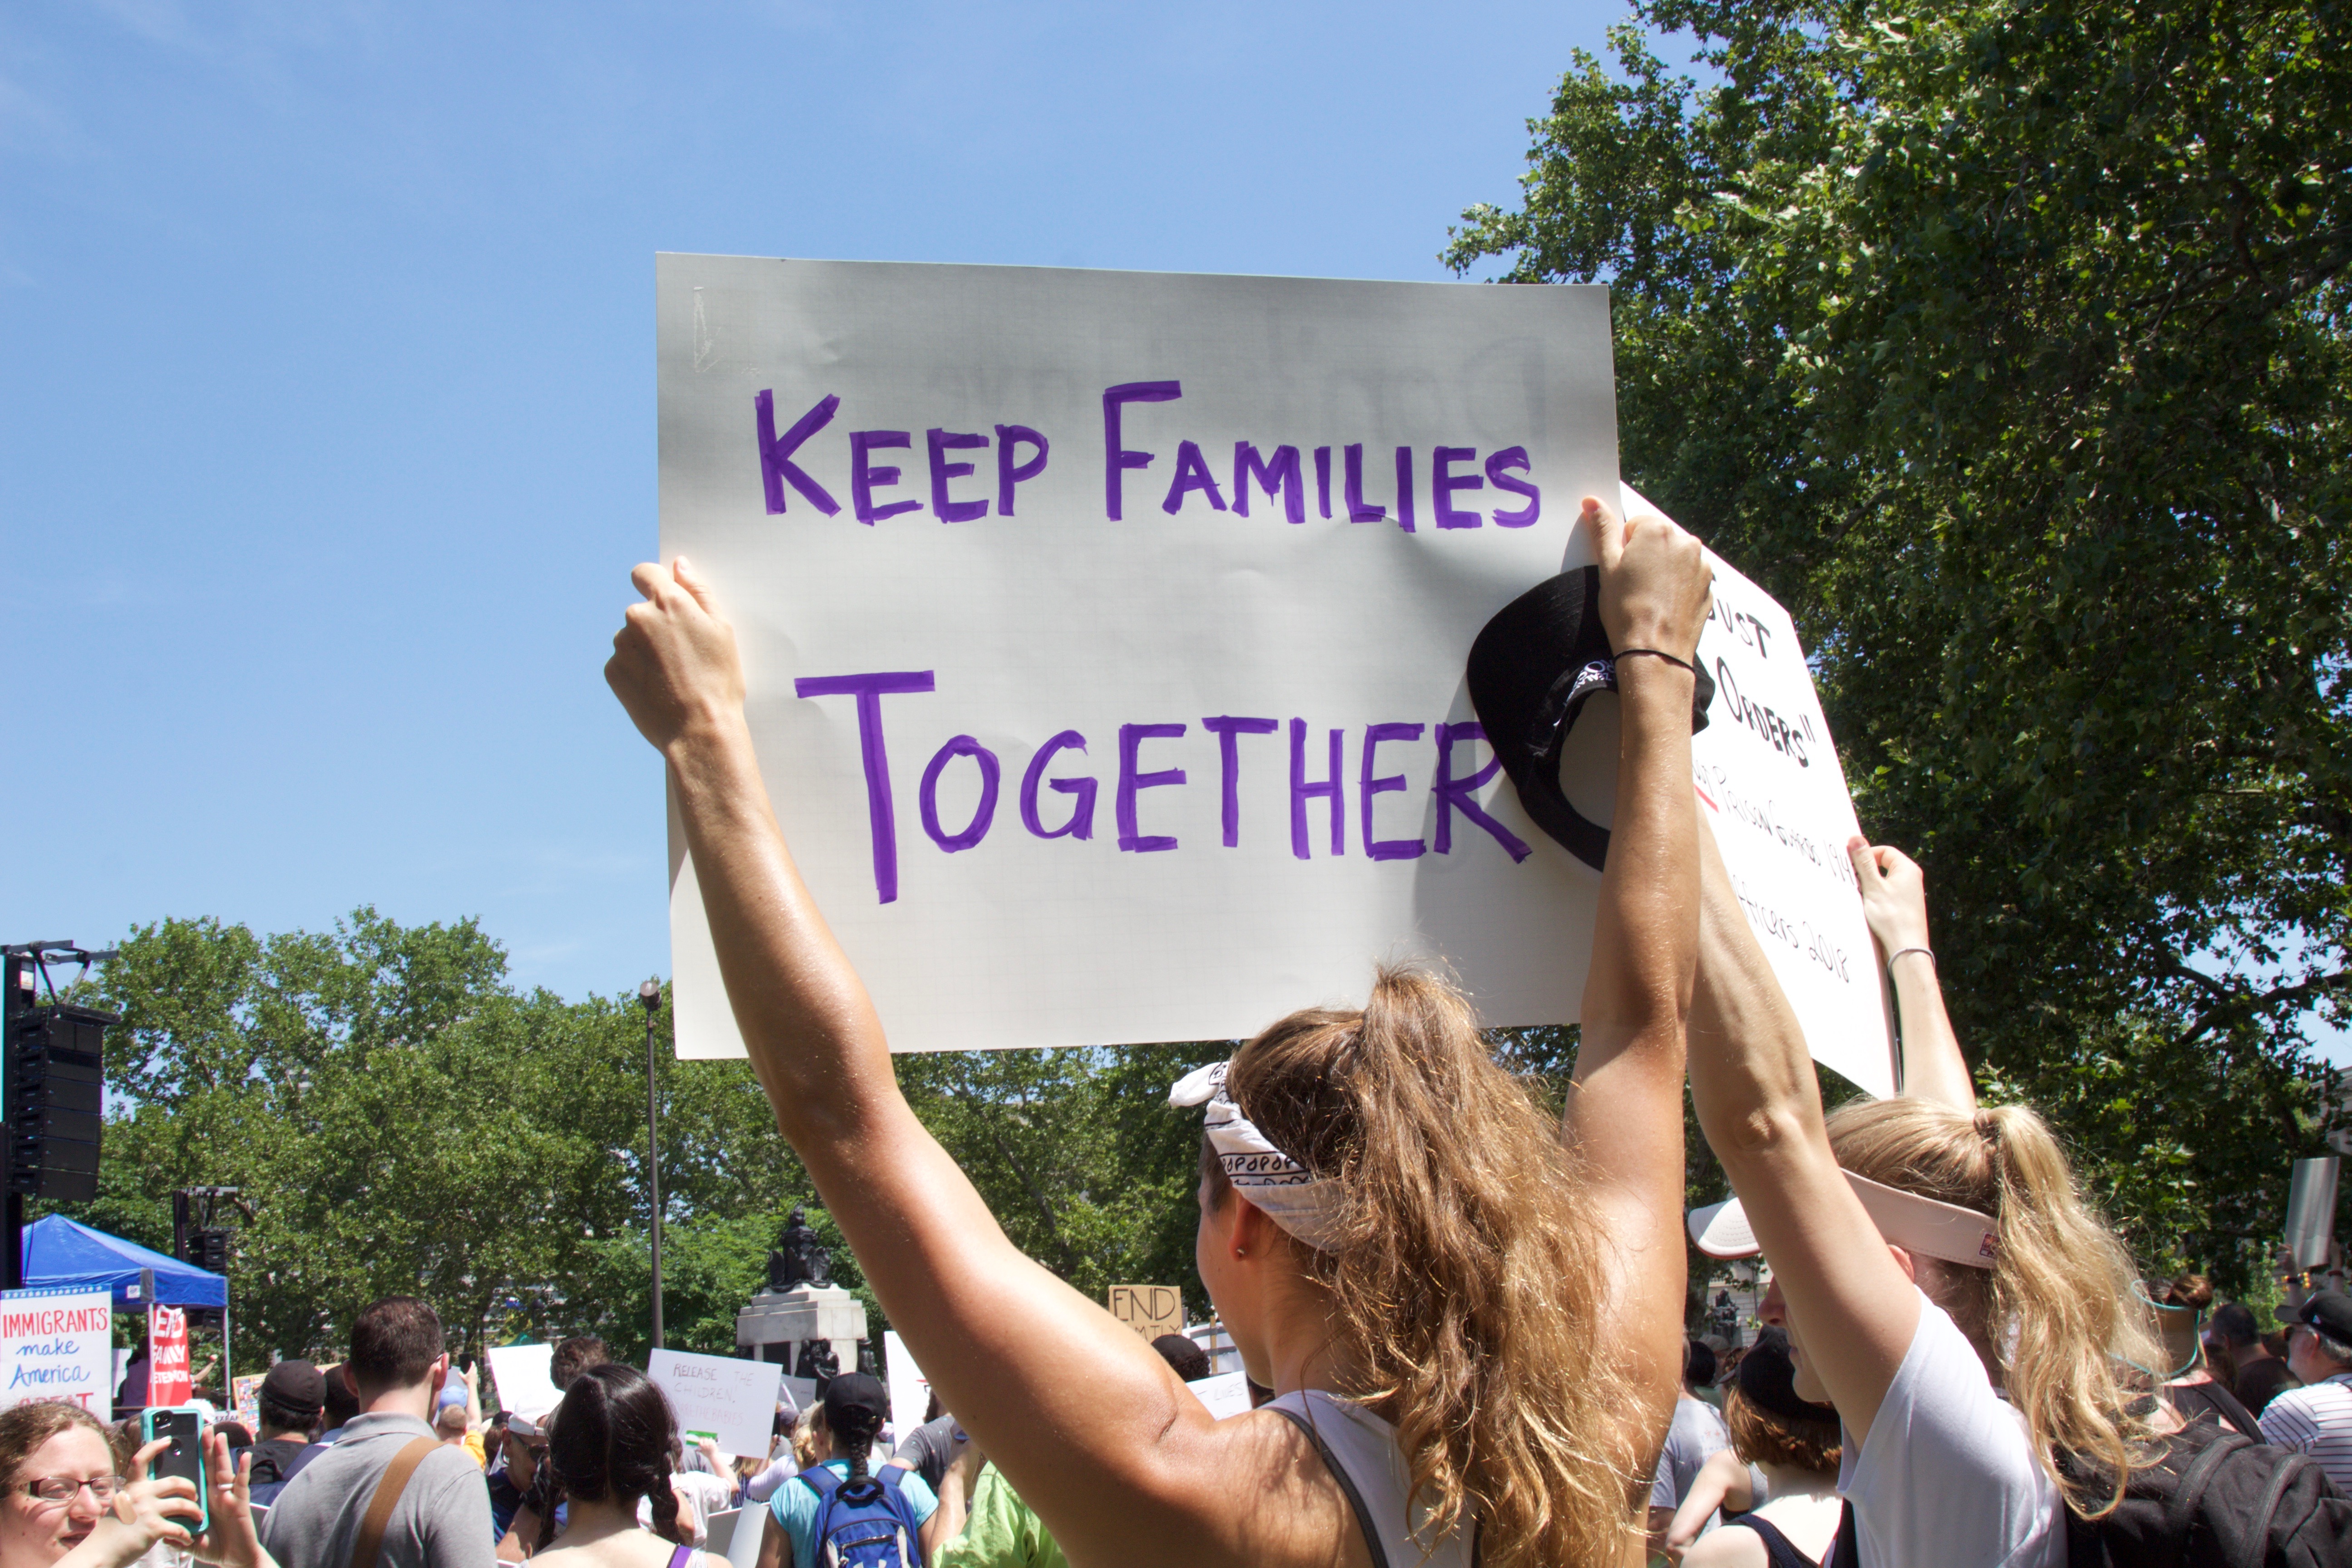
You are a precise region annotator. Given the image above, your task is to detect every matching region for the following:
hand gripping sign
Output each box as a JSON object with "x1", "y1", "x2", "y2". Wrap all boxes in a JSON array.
[{"x1": 656, "y1": 257, "x2": 1893, "y2": 1098}]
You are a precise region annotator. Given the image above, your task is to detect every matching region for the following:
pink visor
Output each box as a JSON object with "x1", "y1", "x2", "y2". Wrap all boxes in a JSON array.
[{"x1": 1687, "y1": 1171, "x2": 1998, "y2": 1270}]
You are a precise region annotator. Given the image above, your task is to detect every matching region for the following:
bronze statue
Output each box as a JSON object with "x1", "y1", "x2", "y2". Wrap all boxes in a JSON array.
[
  {"x1": 1708, "y1": 1289, "x2": 1742, "y2": 1348},
  {"x1": 796, "y1": 1336, "x2": 840, "y2": 1384},
  {"x1": 768, "y1": 1205, "x2": 832, "y2": 1291}
]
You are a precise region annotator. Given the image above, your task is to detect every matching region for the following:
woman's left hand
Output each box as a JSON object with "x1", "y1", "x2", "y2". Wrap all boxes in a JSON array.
[{"x1": 190, "y1": 1436, "x2": 274, "y2": 1568}]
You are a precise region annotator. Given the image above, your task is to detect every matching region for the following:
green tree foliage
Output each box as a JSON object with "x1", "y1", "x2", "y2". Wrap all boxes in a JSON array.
[
  {"x1": 64, "y1": 912, "x2": 1223, "y2": 1369},
  {"x1": 1447, "y1": 0, "x2": 2350, "y2": 1289}
]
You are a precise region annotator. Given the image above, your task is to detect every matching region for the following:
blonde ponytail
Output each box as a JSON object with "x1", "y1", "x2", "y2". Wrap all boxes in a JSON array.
[
  {"x1": 1826, "y1": 1098, "x2": 2159, "y2": 1515},
  {"x1": 1219, "y1": 966, "x2": 1642, "y2": 1568}
]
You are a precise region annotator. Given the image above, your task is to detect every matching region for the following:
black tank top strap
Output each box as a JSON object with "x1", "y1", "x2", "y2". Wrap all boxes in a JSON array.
[
  {"x1": 1731, "y1": 1514, "x2": 1827, "y2": 1568},
  {"x1": 1821, "y1": 1499, "x2": 1859, "y2": 1568},
  {"x1": 1268, "y1": 1402, "x2": 1392, "y2": 1568}
]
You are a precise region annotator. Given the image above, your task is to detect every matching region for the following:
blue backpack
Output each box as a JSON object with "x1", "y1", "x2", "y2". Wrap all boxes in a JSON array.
[{"x1": 796, "y1": 1465, "x2": 923, "y2": 1568}]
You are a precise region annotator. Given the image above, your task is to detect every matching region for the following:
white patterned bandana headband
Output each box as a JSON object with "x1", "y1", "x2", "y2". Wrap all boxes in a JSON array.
[{"x1": 1169, "y1": 1060, "x2": 1344, "y2": 1253}]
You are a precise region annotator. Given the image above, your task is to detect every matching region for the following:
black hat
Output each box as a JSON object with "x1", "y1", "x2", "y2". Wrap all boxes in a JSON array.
[
  {"x1": 821, "y1": 1372, "x2": 890, "y2": 1438},
  {"x1": 259, "y1": 1358, "x2": 326, "y2": 1416},
  {"x1": 2281, "y1": 1289, "x2": 2352, "y2": 1344},
  {"x1": 1735, "y1": 1328, "x2": 1838, "y2": 1426},
  {"x1": 1466, "y1": 567, "x2": 1715, "y2": 871}
]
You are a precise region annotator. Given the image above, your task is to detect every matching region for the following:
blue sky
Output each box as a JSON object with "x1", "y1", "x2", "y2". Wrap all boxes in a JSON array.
[
  {"x1": 0, "y1": 0, "x2": 1635, "y2": 1004},
  {"x1": 6, "y1": 2, "x2": 2343, "y2": 1067}
]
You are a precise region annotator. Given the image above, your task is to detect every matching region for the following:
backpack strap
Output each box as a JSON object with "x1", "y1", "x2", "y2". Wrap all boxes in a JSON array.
[
  {"x1": 797, "y1": 1466, "x2": 844, "y2": 1553},
  {"x1": 867, "y1": 1466, "x2": 924, "y2": 1538},
  {"x1": 1268, "y1": 1404, "x2": 1393, "y2": 1568},
  {"x1": 2164, "y1": 1429, "x2": 2244, "y2": 1544},
  {"x1": 665, "y1": 1546, "x2": 695, "y2": 1568},
  {"x1": 349, "y1": 1436, "x2": 440, "y2": 1568},
  {"x1": 2232, "y1": 1449, "x2": 2314, "y2": 1568}
]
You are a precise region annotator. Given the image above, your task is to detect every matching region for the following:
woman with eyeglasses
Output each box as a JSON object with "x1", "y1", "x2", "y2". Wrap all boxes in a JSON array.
[{"x1": 0, "y1": 1402, "x2": 273, "y2": 1568}]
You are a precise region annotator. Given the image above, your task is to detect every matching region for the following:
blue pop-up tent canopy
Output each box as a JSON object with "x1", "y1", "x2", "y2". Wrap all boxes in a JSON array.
[{"x1": 20, "y1": 1215, "x2": 226, "y2": 1310}]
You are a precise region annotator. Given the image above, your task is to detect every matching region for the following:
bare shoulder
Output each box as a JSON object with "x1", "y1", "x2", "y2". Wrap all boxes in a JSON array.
[
  {"x1": 1042, "y1": 1406, "x2": 1374, "y2": 1568},
  {"x1": 1684, "y1": 1522, "x2": 1769, "y2": 1568},
  {"x1": 528, "y1": 1534, "x2": 701, "y2": 1568}
]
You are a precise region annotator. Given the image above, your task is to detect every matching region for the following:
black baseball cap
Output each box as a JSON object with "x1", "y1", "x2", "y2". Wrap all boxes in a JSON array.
[
  {"x1": 822, "y1": 1372, "x2": 890, "y2": 1437},
  {"x1": 1466, "y1": 567, "x2": 1715, "y2": 872},
  {"x1": 260, "y1": 1358, "x2": 326, "y2": 1416},
  {"x1": 2280, "y1": 1289, "x2": 2352, "y2": 1343},
  {"x1": 1735, "y1": 1328, "x2": 1838, "y2": 1426}
]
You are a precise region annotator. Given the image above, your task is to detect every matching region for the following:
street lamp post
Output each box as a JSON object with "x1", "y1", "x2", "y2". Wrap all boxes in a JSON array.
[{"x1": 639, "y1": 977, "x2": 665, "y2": 1350}]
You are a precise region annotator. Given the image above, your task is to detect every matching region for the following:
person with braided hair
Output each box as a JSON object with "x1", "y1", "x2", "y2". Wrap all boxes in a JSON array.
[
  {"x1": 752, "y1": 1376, "x2": 941, "y2": 1568},
  {"x1": 528, "y1": 1364, "x2": 725, "y2": 1568}
]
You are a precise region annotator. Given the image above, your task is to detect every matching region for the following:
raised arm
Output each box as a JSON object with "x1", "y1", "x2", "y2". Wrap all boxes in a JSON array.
[
  {"x1": 606, "y1": 559, "x2": 1296, "y2": 1568},
  {"x1": 1562, "y1": 497, "x2": 1712, "y2": 1475},
  {"x1": 1690, "y1": 825, "x2": 1918, "y2": 1440},
  {"x1": 1847, "y1": 838, "x2": 1974, "y2": 1110},
  {"x1": 1664, "y1": 1447, "x2": 1758, "y2": 1560}
]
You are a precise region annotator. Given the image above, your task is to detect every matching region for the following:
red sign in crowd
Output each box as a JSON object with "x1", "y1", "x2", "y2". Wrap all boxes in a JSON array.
[{"x1": 147, "y1": 1304, "x2": 191, "y2": 1407}]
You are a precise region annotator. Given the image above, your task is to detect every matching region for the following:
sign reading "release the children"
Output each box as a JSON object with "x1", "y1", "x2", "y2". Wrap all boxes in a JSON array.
[{"x1": 656, "y1": 257, "x2": 1893, "y2": 1098}]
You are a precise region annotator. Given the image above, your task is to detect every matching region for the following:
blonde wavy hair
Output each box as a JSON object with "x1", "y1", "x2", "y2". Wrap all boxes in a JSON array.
[
  {"x1": 1825, "y1": 1098, "x2": 2160, "y2": 1515},
  {"x1": 1210, "y1": 967, "x2": 1640, "y2": 1568}
]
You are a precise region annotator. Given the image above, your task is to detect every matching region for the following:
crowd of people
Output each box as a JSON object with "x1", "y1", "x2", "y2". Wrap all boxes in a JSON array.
[
  {"x1": 0, "y1": 496, "x2": 2345, "y2": 1568},
  {"x1": 0, "y1": 1303, "x2": 1245, "y2": 1568}
]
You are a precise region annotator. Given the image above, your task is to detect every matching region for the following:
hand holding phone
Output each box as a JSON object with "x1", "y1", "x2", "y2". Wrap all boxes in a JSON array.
[
  {"x1": 138, "y1": 1408, "x2": 210, "y2": 1537},
  {"x1": 90, "y1": 1435, "x2": 204, "y2": 1568}
]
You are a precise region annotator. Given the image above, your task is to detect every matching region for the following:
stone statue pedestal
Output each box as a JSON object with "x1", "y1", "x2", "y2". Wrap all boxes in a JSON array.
[{"x1": 737, "y1": 1282, "x2": 867, "y2": 1372}]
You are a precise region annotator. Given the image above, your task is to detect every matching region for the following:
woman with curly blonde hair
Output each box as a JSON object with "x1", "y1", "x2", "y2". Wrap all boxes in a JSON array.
[
  {"x1": 1686, "y1": 833, "x2": 2160, "y2": 1568},
  {"x1": 603, "y1": 495, "x2": 1713, "y2": 1568}
]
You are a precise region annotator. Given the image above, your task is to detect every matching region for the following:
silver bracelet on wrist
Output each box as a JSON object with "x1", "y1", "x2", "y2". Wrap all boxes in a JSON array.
[{"x1": 1888, "y1": 946, "x2": 1935, "y2": 971}]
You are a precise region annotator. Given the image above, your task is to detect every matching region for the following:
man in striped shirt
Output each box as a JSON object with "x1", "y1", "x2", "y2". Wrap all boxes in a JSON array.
[{"x1": 2257, "y1": 1289, "x2": 2352, "y2": 1493}]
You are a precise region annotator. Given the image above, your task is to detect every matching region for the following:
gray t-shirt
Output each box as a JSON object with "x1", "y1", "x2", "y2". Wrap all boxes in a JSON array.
[
  {"x1": 890, "y1": 1416, "x2": 959, "y2": 1492},
  {"x1": 1650, "y1": 1393, "x2": 1732, "y2": 1511},
  {"x1": 260, "y1": 1411, "x2": 495, "y2": 1568}
]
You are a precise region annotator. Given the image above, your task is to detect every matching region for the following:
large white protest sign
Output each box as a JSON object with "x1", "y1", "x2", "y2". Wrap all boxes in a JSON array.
[
  {"x1": 648, "y1": 1348, "x2": 783, "y2": 1456},
  {"x1": 882, "y1": 1330, "x2": 928, "y2": 1441},
  {"x1": 485, "y1": 1343, "x2": 561, "y2": 1417},
  {"x1": 0, "y1": 1288, "x2": 113, "y2": 1412},
  {"x1": 656, "y1": 256, "x2": 1892, "y2": 1096}
]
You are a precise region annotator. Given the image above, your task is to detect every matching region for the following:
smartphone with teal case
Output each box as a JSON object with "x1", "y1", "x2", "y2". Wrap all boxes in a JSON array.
[{"x1": 139, "y1": 1406, "x2": 208, "y2": 1536}]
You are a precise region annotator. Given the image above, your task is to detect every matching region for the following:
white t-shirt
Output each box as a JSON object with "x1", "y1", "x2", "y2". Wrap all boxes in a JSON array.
[{"x1": 1837, "y1": 1291, "x2": 2061, "y2": 1568}]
